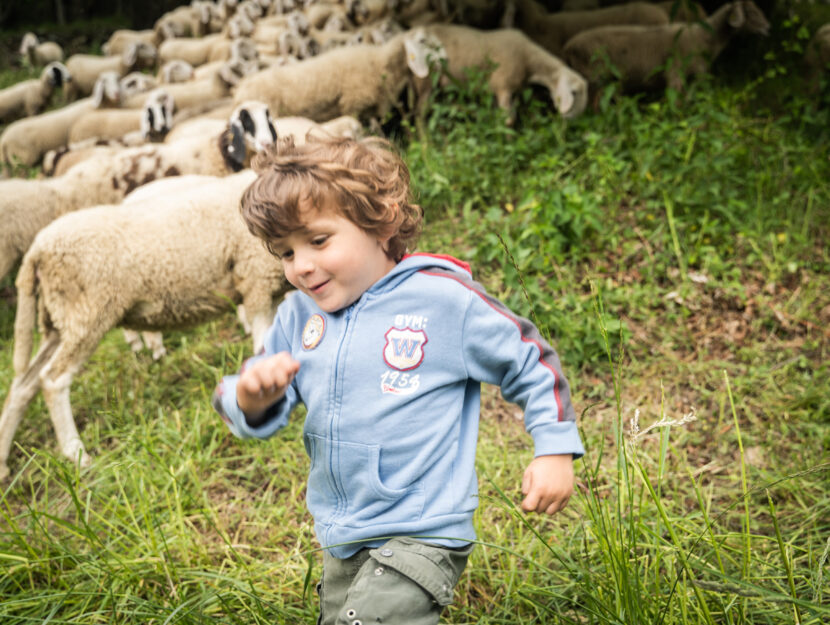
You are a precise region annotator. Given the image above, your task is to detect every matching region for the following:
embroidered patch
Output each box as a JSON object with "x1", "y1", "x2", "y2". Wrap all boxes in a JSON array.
[
  {"x1": 302, "y1": 314, "x2": 325, "y2": 350},
  {"x1": 383, "y1": 327, "x2": 427, "y2": 371}
]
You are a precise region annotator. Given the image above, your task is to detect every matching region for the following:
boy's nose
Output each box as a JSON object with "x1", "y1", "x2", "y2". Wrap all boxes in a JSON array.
[{"x1": 292, "y1": 249, "x2": 315, "y2": 274}]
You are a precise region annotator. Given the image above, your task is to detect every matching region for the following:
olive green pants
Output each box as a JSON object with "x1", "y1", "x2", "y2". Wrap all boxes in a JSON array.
[{"x1": 317, "y1": 537, "x2": 473, "y2": 625}]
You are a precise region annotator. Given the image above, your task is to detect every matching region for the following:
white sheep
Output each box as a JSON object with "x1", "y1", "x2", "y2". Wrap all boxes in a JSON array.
[
  {"x1": 158, "y1": 33, "x2": 227, "y2": 67},
  {"x1": 19, "y1": 32, "x2": 64, "y2": 66},
  {"x1": 411, "y1": 25, "x2": 588, "y2": 121},
  {"x1": 0, "y1": 62, "x2": 71, "y2": 123},
  {"x1": 561, "y1": 0, "x2": 770, "y2": 93},
  {"x1": 0, "y1": 170, "x2": 289, "y2": 479},
  {"x1": 232, "y1": 29, "x2": 432, "y2": 123},
  {"x1": 0, "y1": 100, "x2": 279, "y2": 283},
  {"x1": 67, "y1": 89, "x2": 175, "y2": 145},
  {"x1": 64, "y1": 42, "x2": 158, "y2": 100},
  {"x1": 154, "y1": 4, "x2": 203, "y2": 40},
  {"x1": 503, "y1": 0, "x2": 669, "y2": 56},
  {"x1": 159, "y1": 59, "x2": 196, "y2": 83},
  {"x1": 119, "y1": 71, "x2": 159, "y2": 99},
  {"x1": 0, "y1": 97, "x2": 97, "y2": 167},
  {"x1": 124, "y1": 59, "x2": 259, "y2": 111},
  {"x1": 102, "y1": 29, "x2": 162, "y2": 56}
]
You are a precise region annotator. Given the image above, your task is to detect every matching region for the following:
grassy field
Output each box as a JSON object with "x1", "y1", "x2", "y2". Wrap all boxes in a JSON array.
[{"x1": 1, "y1": 33, "x2": 829, "y2": 624}]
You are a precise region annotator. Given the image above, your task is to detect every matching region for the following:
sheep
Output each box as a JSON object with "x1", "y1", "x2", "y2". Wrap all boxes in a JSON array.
[
  {"x1": 67, "y1": 90, "x2": 175, "y2": 145},
  {"x1": 411, "y1": 25, "x2": 588, "y2": 122},
  {"x1": 805, "y1": 23, "x2": 830, "y2": 91},
  {"x1": 154, "y1": 4, "x2": 203, "y2": 40},
  {"x1": 64, "y1": 42, "x2": 158, "y2": 100},
  {"x1": 102, "y1": 29, "x2": 162, "y2": 56},
  {"x1": 123, "y1": 59, "x2": 260, "y2": 111},
  {"x1": 158, "y1": 33, "x2": 228, "y2": 67},
  {"x1": 19, "y1": 32, "x2": 64, "y2": 66},
  {"x1": 658, "y1": 0, "x2": 707, "y2": 23},
  {"x1": 231, "y1": 29, "x2": 433, "y2": 123},
  {"x1": 0, "y1": 170, "x2": 290, "y2": 479},
  {"x1": 503, "y1": 0, "x2": 669, "y2": 56},
  {"x1": 0, "y1": 100, "x2": 279, "y2": 283},
  {"x1": 119, "y1": 72, "x2": 159, "y2": 99},
  {"x1": 0, "y1": 98, "x2": 97, "y2": 167},
  {"x1": 159, "y1": 59, "x2": 196, "y2": 83},
  {"x1": 0, "y1": 62, "x2": 71, "y2": 123},
  {"x1": 561, "y1": 0, "x2": 770, "y2": 94}
]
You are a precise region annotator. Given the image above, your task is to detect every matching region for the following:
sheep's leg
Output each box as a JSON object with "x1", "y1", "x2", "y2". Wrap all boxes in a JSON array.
[
  {"x1": 0, "y1": 333, "x2": 60, "y2": 480},
  {"x1": 495, "y1": 89, "x2": 515, "y2": 125},
  {"x1": 38, "y1": 331, "x2": 109, "y2": 469},
  {"x1": 236, "y1": 304, "x2": 252, "y2": 335},
  {"x1": 141, "y1": 331, "x2": 166, "y2": 360},
  {"x1": 123, "y1": 329, "x2": 144, "y2": 352}
]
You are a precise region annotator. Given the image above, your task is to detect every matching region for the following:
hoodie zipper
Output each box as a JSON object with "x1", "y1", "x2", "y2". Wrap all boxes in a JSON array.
[{"x1": 328, "y1": 302, "x2": 356, "y2": 523}]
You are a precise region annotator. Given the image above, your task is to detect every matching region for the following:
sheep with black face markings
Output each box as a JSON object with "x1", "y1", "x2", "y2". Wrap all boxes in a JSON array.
[
  {"x1": 561, "y1": 0, "x2": 770, "y2": 94},
  {"x1": 0, "y1": 169, "x2": 289, "y2": 480},
  {"x1": 19, "y1": 32, "x2": 64, "y2": 66},
  {"x1": 0, "y1": 62, "x2": 71, "y2": 123},
  {"x1": 66, "y1": 89, "x2": 175, "y2": 145},
  {"x1": 0, "y1": 100, "x2": 278, "y2": 284}
]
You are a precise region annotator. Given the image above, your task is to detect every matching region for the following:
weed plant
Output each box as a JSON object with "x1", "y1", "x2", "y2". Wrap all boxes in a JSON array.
[{"x1": 1, "y1": 54, "x2": 828, "y2": 623}]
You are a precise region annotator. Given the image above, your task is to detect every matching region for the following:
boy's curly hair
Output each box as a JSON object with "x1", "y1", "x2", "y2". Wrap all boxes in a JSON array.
[{"x1": 241, "y1": 134, "x2": 423, "y2": 262}]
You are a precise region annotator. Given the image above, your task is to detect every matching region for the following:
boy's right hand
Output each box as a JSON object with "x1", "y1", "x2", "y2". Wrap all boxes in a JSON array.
[{"x1": 236, "y1": 352, "x2": 300, "y2": 423}]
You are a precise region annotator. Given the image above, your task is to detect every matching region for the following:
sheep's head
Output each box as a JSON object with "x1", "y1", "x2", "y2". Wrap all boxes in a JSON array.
[
  {"x1": 288, "y1": 10, "x2": 311, "y2": 36},
  {"x1": 403, "y1": 28, "x2": 447, "y2": 79},
  {"x1": 124, "y1": 41, "x2": 158, "y2": 70},
  {"x1": 228, "y1": 13, "x2": 256, "y2": 38},
  {"x1": 221, "y1": 101, "x2": 278, "y2": 171},
  {"x1": 141, "y1": 90, "x2": 176, "y2": 141},
  {"x1": 728, "y1": 1, "x2": 770, "y2": 36},
  {"x1": 161, "y1": 59, "x2": 195, "y2": 83},
  {"x1": 120, "y1": 72, "x2": 158, "y2": 98},
  {"x1": 43, "y1": 62, "x2": 71, "y2": 89},
  {"x1": 218, "y1": 57, "x2": 261, "y2": 89},
  {"x1": 552, "y1": 69, "x2": 588, "y2": 119},
  {"x1": 230, "y1": 37, "x2": 259, "y2": 62},
  {"x1": 19, "y1": 32, "x2": 38, "y2": 56},
  {"x1": 92, "y1": 71, "x2": 123, "y2": 107}
]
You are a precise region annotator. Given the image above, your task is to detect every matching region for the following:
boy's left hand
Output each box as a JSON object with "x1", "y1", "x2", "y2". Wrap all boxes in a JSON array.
[{"x1": 521, "y1": 454, "x2": 574, "y2": 515}]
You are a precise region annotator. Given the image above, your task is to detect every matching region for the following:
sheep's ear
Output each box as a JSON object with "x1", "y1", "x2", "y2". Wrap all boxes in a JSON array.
[
  {"x1": 404, "y1": 30, "x2": 439, "y2": 79},
  {"x1": 553, "y1": 75, "x2": 574, "y2": 116},
  {"x1": 141, "y1": 106, "x2": 154, "y2": 138},
  {"x1": 221, "y1": 121, "x2": 248, "y2": 171},
  {"x1": 728, "y1": 2, "x2": 746, "y2": 28},
  {"x1": 92, "y1": 79, "x2": 104, "y2": 107},
  {"x1": 124, "y1": 43, "x2": 138, "y2": 67},
  {"x1": 218, "y1": 62, "x2": 244, "y2": 87}
]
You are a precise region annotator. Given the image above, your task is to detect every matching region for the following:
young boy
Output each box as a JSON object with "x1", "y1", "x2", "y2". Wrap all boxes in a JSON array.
[{"x1": 212, "y1": 135, "x2": 585, "y2": 624}]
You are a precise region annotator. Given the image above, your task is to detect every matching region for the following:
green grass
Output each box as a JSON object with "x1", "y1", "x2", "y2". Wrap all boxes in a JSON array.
[{"x1": 1, "y1": 39, "x2": 829, "y2": 624}]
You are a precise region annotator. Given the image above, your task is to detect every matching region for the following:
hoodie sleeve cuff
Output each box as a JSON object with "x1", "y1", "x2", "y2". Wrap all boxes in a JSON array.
[
  {"x1": 530, "y1": 421, "x2": 585, "y2": 459},
  {"x1": 212, "y1": 375, "x2": 293, "y2": 439}
]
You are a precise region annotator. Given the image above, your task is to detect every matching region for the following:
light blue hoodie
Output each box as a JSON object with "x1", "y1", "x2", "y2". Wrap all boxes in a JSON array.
[{"x1": 213, "y1": 253, "x2": 584, "y2": 558}]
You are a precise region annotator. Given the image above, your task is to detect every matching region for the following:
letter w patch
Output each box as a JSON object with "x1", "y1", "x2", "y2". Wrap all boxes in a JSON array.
[{"x1": 383, "y1": 327, "x2": 428, "y2": 371}]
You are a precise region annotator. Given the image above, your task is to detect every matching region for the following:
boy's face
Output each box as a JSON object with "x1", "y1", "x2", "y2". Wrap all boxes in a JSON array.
[{"x1": 271, "y1": 207, "x2": 397, "y2": 313}]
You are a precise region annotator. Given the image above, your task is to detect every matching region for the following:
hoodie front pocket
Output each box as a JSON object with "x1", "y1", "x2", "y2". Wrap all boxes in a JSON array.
[{"x1": 305, "y1": 434, "x2": 424, "y2": 524}]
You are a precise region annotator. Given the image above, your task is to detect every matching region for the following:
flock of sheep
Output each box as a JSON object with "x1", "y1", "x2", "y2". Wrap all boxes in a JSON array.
[{"x1": 0, "y1": 0, "x2": 827, "y2": 480}]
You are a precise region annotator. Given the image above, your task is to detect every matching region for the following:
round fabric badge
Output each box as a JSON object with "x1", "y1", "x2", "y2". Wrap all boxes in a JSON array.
[{"x1": 302, "y1": 314, "x2": 325, "y2": 350}]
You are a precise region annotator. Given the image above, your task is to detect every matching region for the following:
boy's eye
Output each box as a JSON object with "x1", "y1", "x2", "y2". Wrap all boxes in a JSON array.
[
  {"x1": 277, "y1": 249, "x2": 293, "y2": 260},
  {"x1": 311, "y1": 235, "x2": 328, "y2": 246}
]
